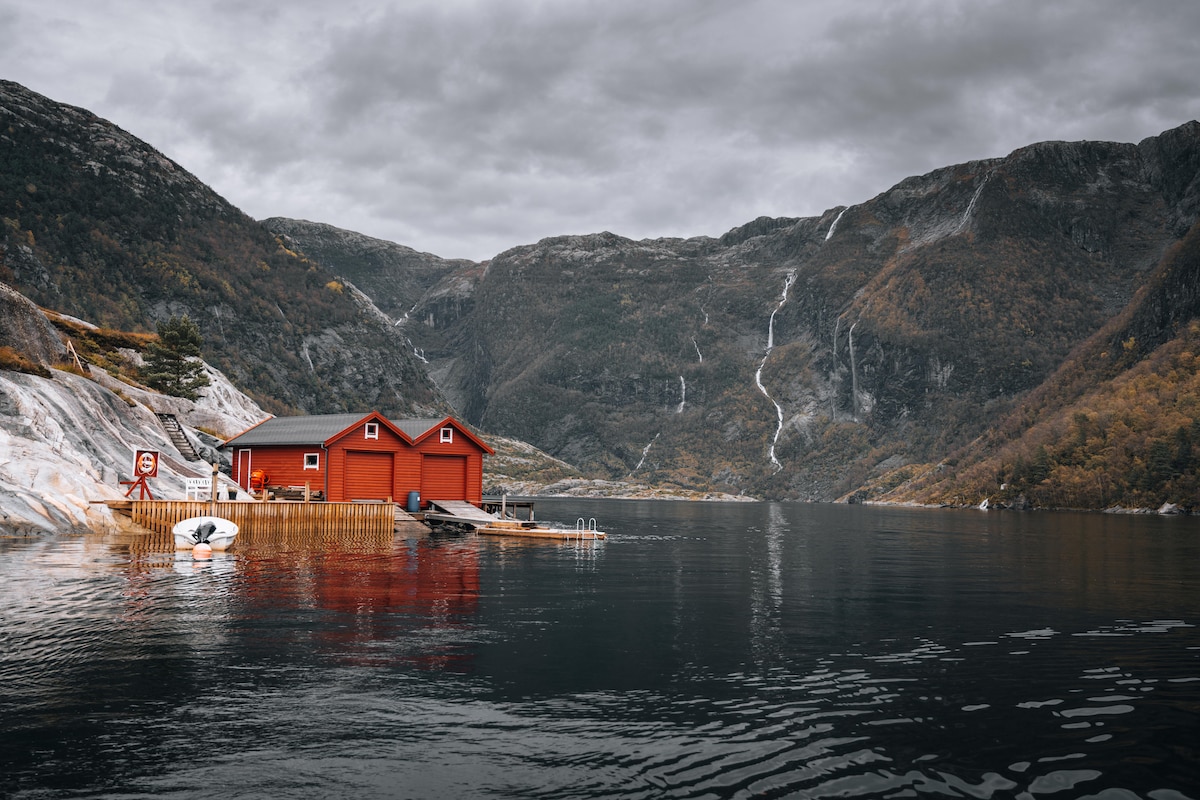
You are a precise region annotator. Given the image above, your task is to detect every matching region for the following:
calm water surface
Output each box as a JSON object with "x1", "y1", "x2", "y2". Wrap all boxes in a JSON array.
[{"x1": 2, "y1": 500, "x2": 1198, "y2": 799}]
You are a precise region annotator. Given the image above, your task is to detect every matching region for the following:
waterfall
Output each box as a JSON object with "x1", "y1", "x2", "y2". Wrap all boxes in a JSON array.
[
  {"x1": 692, "y1": 338, "x2": 703, "y2": 363},
  {"x1": 848, "y1": 321, "x2": 859, "y2": 420},
  {"x1": 301, "y1": 342, "x2": 315, "y2": 373},
  {"x1": 956, "y1": 173, "x2": 990, "y2": 234},
  {"x1": 676, "y1": 376, "x2": 686, "y2": 414},
  {"x1": 755, "y1": 271, "x2": 798, "y2": 471},
  {"x1": 831, "y1": 317, "x2": 841, "y2": 418},
  {"x1": 626, "y1": 433, "x2": 660, "y2": 478},
  {"x1": 407, "y1": 338, "x2": 429, "y2": 364},
  {"x1": 825, "y1": 207, "x2": 847, "y2": 241},
  {"x1": 765, "y1": 271, "x2": 796, "y2": 351}
]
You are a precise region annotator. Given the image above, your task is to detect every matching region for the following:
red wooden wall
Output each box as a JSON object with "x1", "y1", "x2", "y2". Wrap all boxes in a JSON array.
[
  {"x1": 325, "y1": 420, "x2": 418, "y2": 502},
  {"x1": 230, "y1": 418, "x2": 488, "y2": 506},
  {"x1": 413, "y1": 424, "x2": 486, "y2": 506},
  {"x1": 232, "y1": 445, "x2": 324, "y2": 493}
]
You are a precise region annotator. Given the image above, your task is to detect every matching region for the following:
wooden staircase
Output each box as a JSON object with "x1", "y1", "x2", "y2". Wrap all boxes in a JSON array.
[{"x1": 156, "y1": 413, "x2": 201, "y2": 461}]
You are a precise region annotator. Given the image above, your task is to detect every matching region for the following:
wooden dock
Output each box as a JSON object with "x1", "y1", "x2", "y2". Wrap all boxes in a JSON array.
[
  {"x1": 481, "y1": 495, "x2": 536, "y2": 521},
  {"x1": 107, "y1": 500, "x2": 398, "y2": 537},
  {"x1": 423, "y1": 499, "x2": 499, "y2": 529}
]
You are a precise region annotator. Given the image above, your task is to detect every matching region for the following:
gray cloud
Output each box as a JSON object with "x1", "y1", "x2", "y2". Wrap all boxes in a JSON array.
[{"x1": 2, "y1": 0, "x2": 1198, "y2": 260}]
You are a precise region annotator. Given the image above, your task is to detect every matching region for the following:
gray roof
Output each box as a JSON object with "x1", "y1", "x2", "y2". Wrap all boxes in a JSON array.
[{"x1": 223, "y1": 414, "x2": 443, "y2": 447}]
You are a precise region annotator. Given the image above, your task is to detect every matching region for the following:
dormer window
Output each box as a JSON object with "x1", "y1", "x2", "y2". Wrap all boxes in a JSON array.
[
  {"x1": 440, "y1": 426, "x2": 453, "y2": 443},
  {"x1": 365, "y1": 422, "x2": 379, "y2": 440}
]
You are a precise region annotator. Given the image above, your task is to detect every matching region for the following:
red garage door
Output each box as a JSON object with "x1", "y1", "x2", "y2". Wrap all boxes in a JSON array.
[
  {"x1": 421, "y1": 454, "x2": 467, "y2": 501},
  {"x1": 344, "y1": 451, "x2": 394, "y2": 500}
]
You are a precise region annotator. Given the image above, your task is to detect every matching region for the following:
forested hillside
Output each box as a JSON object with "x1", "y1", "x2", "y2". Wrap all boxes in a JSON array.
[{"x1": 879, "y1": 221, "x2": 1200, "y2": 509}]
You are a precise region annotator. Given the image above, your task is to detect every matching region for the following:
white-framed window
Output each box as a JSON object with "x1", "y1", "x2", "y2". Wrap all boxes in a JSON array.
[
  {"x1": 365, "y1": 422, "x2": 379, "y2": 440},
  {"x1": 304, "y1": 452, "x2": 320, "y2": 470},
  {"x1": 440, "y1": 426, "x2": 454, "y2": 443}
]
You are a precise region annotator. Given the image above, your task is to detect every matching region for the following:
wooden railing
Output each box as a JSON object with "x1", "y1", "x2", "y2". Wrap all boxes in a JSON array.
[{"x1": 130, "y1": 500, "x2": 396, "y2": 537}]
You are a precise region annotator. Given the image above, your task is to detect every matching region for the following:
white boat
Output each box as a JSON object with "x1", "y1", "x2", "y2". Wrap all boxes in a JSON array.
[{"x1": 172, "y1": 516, "x2": 239, "y2": 550}]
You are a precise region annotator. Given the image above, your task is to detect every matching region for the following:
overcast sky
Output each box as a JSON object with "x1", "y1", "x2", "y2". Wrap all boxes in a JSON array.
[{"x1": 3, "y1": 0, "x2": 1198, "y2": 261}]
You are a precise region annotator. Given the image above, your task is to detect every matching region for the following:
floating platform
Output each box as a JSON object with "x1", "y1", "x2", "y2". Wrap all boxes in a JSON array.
[
  {"x1": 424, "y1": 500, "x2": 605, "y2": 539},
  {"x1": 477, "y1": 519, "x2": 605, "y2": 540}
]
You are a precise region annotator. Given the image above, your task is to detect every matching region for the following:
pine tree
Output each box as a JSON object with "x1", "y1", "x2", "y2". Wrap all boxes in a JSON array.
[{"x1": 141, "y1": 316, "x2": 211, "y2": 400}]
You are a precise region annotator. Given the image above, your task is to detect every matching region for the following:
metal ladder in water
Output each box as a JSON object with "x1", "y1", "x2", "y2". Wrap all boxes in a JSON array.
[{"x1": 575, "y1": 517, "x2": 600, "y2": 539}]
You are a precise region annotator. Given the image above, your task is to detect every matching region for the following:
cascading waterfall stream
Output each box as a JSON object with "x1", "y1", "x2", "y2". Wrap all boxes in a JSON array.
[
  {"x1": 676, "y1": 377, "x2": 686, "y2": 413},
  {"x1": 407, "y1": 339, "x2": 429, "y2": 364},
  {"x1": 848, "y1": 320, "x2": 859, "y2": 420},
  {"x1": 755, "y1": 270, "x2": 797, "y2": 471},
  {"x1": 831, "y1": 317, "x2": 841, "y2": 418},
  {"x1": 626, "y1": 433, "x2": 660, "y2": 478},
  {"x1": 955, "y1": 173, "x2": 991, "y2": 234},
  {"x1": 825, "y1": 207, "x2": 847, "y2": 241}
]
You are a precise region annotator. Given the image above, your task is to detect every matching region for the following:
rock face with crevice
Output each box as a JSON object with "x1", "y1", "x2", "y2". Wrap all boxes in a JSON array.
[{"x1": 0, "y1": 282, "x2": 65, "y2": 367}]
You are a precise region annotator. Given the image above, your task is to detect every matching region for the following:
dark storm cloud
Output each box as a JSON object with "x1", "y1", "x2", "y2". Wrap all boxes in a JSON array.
[{"x1": 2, "y1": 0, "x2": 1198, "y2": 260}]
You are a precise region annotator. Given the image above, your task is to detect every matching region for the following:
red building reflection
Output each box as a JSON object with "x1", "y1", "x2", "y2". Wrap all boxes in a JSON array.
[
  {"x1": 305, "y1": 536, "x2": 481, "y2": 669},
  {"x1": 117, "y1": 527, "x2": 484, "y2": 670}
]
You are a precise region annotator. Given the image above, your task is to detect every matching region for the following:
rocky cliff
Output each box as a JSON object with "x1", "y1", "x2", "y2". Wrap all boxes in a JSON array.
[
  {"x1": 260, "y1": 218, "x2": 473, "y2": 323},
  {"x1": 0, "y1": 80, "x2": 447, "y2": 419},
  {"x1": 1, "y1": 281, "x2": 64, "y2": 367},
  {"x1": 0, "y1": 281, "x2": 268, "y2": 532},
  {"x1": 5, "y1": 76, "x2": 1200, "y2": 508},
  {"x1": 336, "y1": 122, "x2": 1200, "y2": 502}
]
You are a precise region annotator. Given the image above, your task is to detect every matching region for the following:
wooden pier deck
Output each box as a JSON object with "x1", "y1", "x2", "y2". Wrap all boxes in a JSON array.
[
  {"x1": 423, "y1": 499, "x2": 499, "y2": 529},
  {"x1": 106, "y1": 500, "x2": 399, "y2": 537}
]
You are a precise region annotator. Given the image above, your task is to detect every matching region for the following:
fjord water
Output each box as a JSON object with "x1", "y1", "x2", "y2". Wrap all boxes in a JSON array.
[{"x1": 2, "y1": 501, "x2": 1198, "y2": 799}]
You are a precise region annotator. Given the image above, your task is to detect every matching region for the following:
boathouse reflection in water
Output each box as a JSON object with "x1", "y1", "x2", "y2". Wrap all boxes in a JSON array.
[{"x1": 117, "y1": 524, "x2": 482, "y2": 671}]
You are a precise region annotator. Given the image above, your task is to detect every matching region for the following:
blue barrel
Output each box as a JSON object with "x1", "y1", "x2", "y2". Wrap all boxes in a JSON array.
[{"x1": 406, "y1": 491, "x2": 420, "y2": 513}]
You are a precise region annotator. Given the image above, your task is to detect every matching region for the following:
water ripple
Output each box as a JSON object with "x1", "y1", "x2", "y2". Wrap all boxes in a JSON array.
[{"x1": 3, "y1": 516, "x2": 1199, "y2": 799}]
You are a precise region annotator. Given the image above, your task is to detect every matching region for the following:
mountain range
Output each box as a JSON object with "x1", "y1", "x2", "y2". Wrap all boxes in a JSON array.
[
  {"x1": 0, "y1": 80, "x2": 445, "y2": 420},
  {"x1": 3, "y1": 79, "x2": 1199, "y2": 509}
]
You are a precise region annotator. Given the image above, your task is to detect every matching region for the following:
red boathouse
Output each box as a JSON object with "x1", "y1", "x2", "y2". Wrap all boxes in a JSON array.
[{"x1": 222, "y1": 412, "x2": 494, "y2": 506}]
